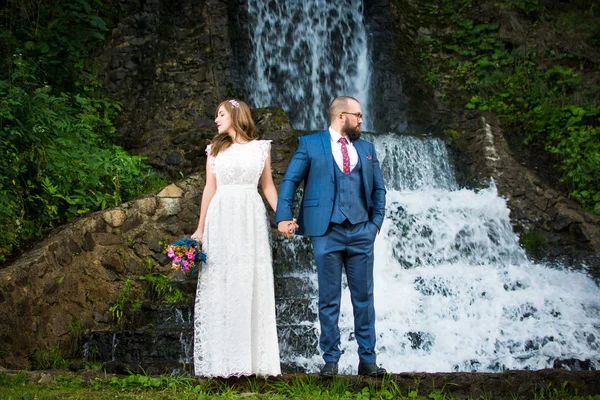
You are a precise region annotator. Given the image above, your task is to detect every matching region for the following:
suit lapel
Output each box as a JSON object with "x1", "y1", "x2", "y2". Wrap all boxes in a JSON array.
[
  {"x1": 354, "y1": 139, "x2": 366, "y2": 161},
  {"x1": 354, "y1": 140, "x2": 371, "y2": 197},
  {"x1": 320, "y1": 130, "x2": 334, "y2": 176}
]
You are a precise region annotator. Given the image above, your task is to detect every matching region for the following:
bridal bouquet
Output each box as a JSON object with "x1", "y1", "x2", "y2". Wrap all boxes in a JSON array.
[{"x1": 166, "y1": 238, "x2": 207, "y2": 277}]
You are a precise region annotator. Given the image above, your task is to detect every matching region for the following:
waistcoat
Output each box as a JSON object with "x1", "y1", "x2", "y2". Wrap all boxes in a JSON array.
[{"x1": 330, "y1": 157, "x2": 369, "y2": 224}]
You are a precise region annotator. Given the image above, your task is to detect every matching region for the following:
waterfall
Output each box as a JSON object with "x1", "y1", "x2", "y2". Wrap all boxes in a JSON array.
[
  {"x1": 278, "y1": 134, "x2": 600, "y2": 373},
  {"x1": 246, "y1": 0, "x2": 371, "y2": 130},
  {"x1": 245, "y1": 0, "x2": 600, "y2": 374}
]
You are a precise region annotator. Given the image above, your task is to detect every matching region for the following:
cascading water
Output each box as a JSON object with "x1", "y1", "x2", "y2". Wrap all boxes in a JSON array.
[
  {"x1": 244, "y1": 0, "x2": 600, "y2": 374},
  {"x1": 246, "y1": 0, "x2": 371, "y2": 130},
  {"x1": 278, "y1": 134, "x2": 600, "y2": 373}
]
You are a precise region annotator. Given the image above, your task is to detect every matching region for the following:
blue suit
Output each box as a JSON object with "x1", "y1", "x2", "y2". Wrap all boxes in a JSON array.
[{"x1": 276, "y1": 130, "x2": 386, "y2": 363}]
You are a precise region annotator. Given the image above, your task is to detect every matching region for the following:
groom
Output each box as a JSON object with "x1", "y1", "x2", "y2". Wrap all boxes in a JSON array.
[{"x1": 276, "y1": 96, "x2": 387, "y2": 377}]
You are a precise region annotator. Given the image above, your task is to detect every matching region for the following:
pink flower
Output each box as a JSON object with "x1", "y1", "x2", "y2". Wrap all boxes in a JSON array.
[
  {"x1": 185, "y1": 250, "x2": 195, "y2": 260},
  {"x1": 167, "y1": 247, "x2": 175, "y2": 258},
  {"x1": 182, "y1": 260, "x2": 189, "y2": 270},
  {"x1": 173, "y1": 256, "x2": 181, "y2": 263}
]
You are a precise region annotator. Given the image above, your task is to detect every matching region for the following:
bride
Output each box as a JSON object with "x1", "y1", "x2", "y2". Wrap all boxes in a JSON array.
[{"x1": 190, "y1": 99, "x2": 295, "y2": 377}]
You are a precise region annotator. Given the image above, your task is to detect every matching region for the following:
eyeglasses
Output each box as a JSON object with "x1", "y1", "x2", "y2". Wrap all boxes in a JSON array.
[{"x1": 341, "y1": 112, "x2": 363, "y2": 120}]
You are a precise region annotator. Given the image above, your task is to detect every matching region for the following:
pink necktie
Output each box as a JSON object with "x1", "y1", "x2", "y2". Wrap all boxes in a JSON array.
[{"x1": 339, "y1": 137, "x2": 350, "y2": 174}]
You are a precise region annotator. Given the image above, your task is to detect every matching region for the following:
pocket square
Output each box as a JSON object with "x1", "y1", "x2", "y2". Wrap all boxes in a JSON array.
[{"x1": 366, "y1": 155, "x2": 372, "y2": 160}]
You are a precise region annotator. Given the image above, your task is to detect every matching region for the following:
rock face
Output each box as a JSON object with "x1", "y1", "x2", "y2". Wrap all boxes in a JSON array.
[
  {"x1": 0, "y1": 178, "x2": 200, "y2": 369},
  {"x1": 454, "y1": 111, "x2": 600, "y2": 279},
  {"x1": 97, "y1": 0, "x2": 236, "y2": 179},
  {"x1": 379, "y1": 0, "x2": 447, "y2": 135},
  {"x1": 0, "y1": 110, "x2": 298, "y2": 370},
  {"x1": 364, "y1": 1, "x2": 408, "y2": 133}
]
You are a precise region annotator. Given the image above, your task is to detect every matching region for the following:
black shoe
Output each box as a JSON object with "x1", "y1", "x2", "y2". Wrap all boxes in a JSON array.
[
  {"x1": 358, "y1": 362, "x2": 387, "y2": 377},
  {"x1": 320, "y1": 362, "x2": 338, "y2": 377}
]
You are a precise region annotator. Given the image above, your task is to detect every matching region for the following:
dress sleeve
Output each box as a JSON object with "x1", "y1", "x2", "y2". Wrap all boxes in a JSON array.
[
  {"x1": 205, "y1": 144, "x2": 216, "y2": 175},
  {"x1": 259, "y1": 140, "x2": 273, "y2": 170}
]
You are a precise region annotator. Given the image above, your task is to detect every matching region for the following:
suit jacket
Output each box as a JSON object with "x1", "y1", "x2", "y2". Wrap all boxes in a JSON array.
[{"x1": 275, "y1": 130, "x2": 386, "y2": 237}]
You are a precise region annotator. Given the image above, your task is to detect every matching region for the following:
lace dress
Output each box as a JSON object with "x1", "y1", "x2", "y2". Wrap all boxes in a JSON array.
[{"x1": 193, "y1": 140, "x2": 281, "y2": 377}]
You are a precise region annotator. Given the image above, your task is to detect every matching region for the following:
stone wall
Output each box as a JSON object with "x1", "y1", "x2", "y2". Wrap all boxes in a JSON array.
[
  {"x1": 0, "y1": 177, "x2": 201, "y2": 369},
  {"x1": 0, "y1": 180, "x2": 192, "y2": 368}
]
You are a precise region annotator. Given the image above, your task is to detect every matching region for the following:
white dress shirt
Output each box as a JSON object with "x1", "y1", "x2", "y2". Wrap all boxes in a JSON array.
[{"x1": 329, "y1": 127, "x2": 358, "y2": 172}]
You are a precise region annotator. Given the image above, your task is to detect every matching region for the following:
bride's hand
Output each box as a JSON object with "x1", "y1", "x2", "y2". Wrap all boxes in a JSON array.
[
  {"x1": 191, "y1": 229, "x2": 203, "y2": 243},
  {"x1": 288, "y1": 219, "x2": 299, "y2": 234}
]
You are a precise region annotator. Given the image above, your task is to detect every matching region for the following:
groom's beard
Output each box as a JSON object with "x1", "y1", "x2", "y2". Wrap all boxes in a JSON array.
[{"x1": 343, "y1": 120, "x2": 361, "y2": 142}]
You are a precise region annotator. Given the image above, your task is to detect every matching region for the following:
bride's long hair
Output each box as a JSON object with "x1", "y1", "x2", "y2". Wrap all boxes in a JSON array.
[{"x1": 210, "y1": 99, "x2": 257, "y2": 157}]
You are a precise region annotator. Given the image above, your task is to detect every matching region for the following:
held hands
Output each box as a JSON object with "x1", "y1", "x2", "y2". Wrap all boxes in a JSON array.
[{"x1": 278, "y1": 219, "x2": 299, "y2": 239}]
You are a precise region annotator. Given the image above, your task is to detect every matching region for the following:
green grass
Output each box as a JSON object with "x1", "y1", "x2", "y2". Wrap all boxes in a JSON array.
[{"x1": 1, "y1": 372, "x2": 599, "y2": 400}]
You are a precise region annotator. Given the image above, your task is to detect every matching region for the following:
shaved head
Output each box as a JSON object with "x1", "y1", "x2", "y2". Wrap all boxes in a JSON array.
[{"x1": 328, "y1": 96, "x2": 360, "y2": 123}]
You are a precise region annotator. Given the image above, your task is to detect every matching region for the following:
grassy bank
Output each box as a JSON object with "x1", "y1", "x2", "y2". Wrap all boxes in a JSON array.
[{"x1": 1, "y1": 371, "x2": 600, "y2": 400}]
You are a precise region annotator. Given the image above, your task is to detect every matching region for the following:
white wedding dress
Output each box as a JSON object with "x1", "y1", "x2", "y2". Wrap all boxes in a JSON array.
[{"x1": 193, "y1": 140, "x2": 281, "y2": 377}]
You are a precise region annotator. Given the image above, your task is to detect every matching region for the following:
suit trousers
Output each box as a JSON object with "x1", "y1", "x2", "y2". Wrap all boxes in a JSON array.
[{"x1": 311, "y1": 220, "x2": 378, "y2": 363}]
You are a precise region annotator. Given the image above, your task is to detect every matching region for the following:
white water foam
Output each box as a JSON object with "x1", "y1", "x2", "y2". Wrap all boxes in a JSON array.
[{"x1": 282, "y1": 134, "x2": 600, "y2": 373}]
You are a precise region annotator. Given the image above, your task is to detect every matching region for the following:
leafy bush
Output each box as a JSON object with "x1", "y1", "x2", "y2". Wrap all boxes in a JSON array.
[
  {"x1": 31, "y1": 346, "x2": 67, "y2": 370},
  {"x1": 109, "y1": 279, "x2": 142, "y2": 326},
  {"x1": 419, "y1": 0, "x2": 600, "y2": 214},
  {"x1": 0, "y1": 1, "x2": 164, "y2": 262},
  {"x1": 0, "y1": 58, "x2": 164, "y2": 261},
  {"x1": 139, "y1": 273, "x2": 185, "y2": 304}
]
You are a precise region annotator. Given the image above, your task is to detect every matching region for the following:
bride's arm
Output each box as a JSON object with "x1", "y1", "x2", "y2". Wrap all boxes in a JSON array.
[
  {"x1": 191, "y1": 157, "x2": 217, "y2": 242},
  {"x1": 260, "y1": 152, "x2": 278, "y2": 212}
]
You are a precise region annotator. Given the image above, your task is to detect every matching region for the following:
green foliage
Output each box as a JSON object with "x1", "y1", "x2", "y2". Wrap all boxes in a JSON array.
[
  {"x1": 2, "y1": 371, "x2": 600, "y2": 399},
  {"x1": 419, "y1": 0, "x2": 600, "y2": 214},
  {"x1": 496, "y1": 0, "x2": 544, "y2": 17},
  {"x1": 54, "y1": 374, "x2": 86, "y2": 387},
  {"x1": 0, "y1": 371, "x2": 28, "y2": 387},
  {"x1": 139, "y1": 273, "x2": 185, "y2": 304},
  {"x1": 1, "y1": 0, "x2": 122, "y2": 91},
  {"x1": 534, "y1": 381, "x2": 587, "y2": 400},
  {"x1": 109, "y1": 279, "x2": 141, "y2": 326},
  {"x1": 486, "y1": 66, "x2": 600, "y2": 212},
  {"x1": 67, "y1": 318, "x2": 84, "y2": 358},
  {"x1": 31, "y1": 345, "x2": 67, "y2": 370},
  {"x1": 443, "y1": 129, "x2": 458, "y2": 140},
  {"x1": 0, "y1": 1, "x2": 165, "y2": 263},
  {"x1": 84, "y1": 343, "x2": 100, "y2": 364},
  {"x1": 526, "y1": 104, "x2": 600, "y2": 212},
  {"x1": 107, "y1": 373, "x2": 196, "y2": 391},
  {"x1": 520, "y1": 230, "x2": 548, "y2": 258}
]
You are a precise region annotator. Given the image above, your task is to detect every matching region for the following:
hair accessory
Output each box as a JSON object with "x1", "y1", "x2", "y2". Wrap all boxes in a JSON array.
[{"x1": 228, "y1": 99, "x2": 240, "y2": 108}]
